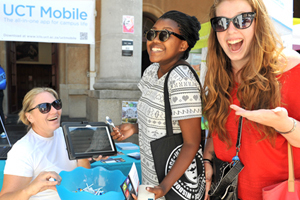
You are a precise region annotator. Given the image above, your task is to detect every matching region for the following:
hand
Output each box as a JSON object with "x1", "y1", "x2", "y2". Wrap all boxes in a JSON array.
[
  {"x1": 146, "y1": 185, "x2": 167, "y2": 199},
  {"x1": 204, "y1": 162, "x2": 213, "y2": 200},
  {"x1": 111, "y1": 123, "x2": 137, "y2": 141},
  {"x1": 131, "y1": 193, "x2": 138, "y2": 200},
  {"x1": 88, "y1": 155, "x2": 109, "y2": 162},
  {"x1": 230, "y1": 105, "x2": 292, "y2": 132},
  {"x1": 26, "y1": 171, "x2": 61, "y2": 196}
]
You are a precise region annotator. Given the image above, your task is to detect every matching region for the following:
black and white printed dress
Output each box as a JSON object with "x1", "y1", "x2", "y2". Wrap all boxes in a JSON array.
[{"x1": 137, "y1": 63, "x2": 202, "y2": 200}]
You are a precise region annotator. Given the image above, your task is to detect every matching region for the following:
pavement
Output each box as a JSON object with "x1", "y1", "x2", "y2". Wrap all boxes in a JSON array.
[{"x1": 3, "y1": 114, "x2": 87, "y2": 145}]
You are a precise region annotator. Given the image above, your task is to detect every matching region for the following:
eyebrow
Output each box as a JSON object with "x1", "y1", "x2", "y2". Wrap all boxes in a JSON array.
[
  {"x1": 151, "y1": 26, "x2": 174, "y2": 31},
  {"x1": 216, "y1": 11, "x2": 253, "y2": 17}
]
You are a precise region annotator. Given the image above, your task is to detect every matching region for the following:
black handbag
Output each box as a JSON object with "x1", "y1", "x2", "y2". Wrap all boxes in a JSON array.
[
  {"x1": 150, "y1": 64, "x2": 206, "y2": 200},
  {"x1": 208, "y1": 116, "x2": 244, "y2": 200}
]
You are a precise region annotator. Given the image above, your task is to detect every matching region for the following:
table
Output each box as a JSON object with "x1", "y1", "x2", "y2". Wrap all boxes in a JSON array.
[
  {"x1": 0, "y1": 144, "x2": 142, "y2": 191},
  {"x1": 0, "y1": 161, "x2": 5, "y2": 190},
  {"x1": 91, "y1": 144, "x2": 142, "y2": 182}
]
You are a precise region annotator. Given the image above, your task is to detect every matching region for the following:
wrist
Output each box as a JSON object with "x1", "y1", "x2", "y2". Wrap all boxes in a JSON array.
[
  {"x1": 275, "y1": 117, "x2": 297, "y2": 134},
  {"x1": 203, "y1": 158, "x2": 213, "y2": 166},
  {"x1": 22, "y1": 186, "x2": 34, "y2": 198},
  {"x1": 134, "y1": 123, "x2": 139, "y2": 134}
]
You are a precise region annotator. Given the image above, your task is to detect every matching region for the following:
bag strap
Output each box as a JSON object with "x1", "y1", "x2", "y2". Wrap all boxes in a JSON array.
[
  {"x1": 288, "y1": 142, "x2": 295, "y2": 192},
  {"x1": 163, "y1": 62, "x2": 202, "y2": 137},
  {"x1": 234, "y1": 116, "x2": 243, "y2": 158},
  {"x1": 209, "y1": 117, "x2": 244, "y2": 197}
]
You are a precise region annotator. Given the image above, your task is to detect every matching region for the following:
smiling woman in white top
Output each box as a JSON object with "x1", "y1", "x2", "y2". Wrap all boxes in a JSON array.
[{"x1": 0, "y1": 87, "x2": 90, "y2": 200}]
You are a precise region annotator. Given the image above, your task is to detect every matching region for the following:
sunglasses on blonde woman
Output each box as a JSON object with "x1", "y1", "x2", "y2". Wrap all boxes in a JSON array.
[
  {"x1": 144, "y1": 29, "x2": 185, "y2": 42},
  {"x1": 210, "y1": 12, "x2": 256, "y2": 32},
  {"x1": 28, "y1": 99, "x2": 62, "y2": 114}
]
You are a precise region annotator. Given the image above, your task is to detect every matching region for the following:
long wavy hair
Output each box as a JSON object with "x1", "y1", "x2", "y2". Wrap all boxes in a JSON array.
[{"x1": 203, "y1": 0, "x2": 285, "y2": 146}]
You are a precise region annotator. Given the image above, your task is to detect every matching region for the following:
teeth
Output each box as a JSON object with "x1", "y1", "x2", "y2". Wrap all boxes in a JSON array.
[
  {"x1": 48, "y1": 116, "x2": 58, "y2": 121},
  {"x1": 152, "y1": 47, "x2": 163, "y2": 52},
  {"x1": 227, "y1": 39, "x2": 243, "y2": 44}
]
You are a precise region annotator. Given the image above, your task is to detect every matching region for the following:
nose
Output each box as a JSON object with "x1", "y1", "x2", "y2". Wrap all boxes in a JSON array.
[
  {"x1": 152, "y1": 32, "x2": 162, "y2": 42},
  {"x1": 227, "y1": 21, "x2": 238, "y2": 32},
  {"x1": 48, "y1": 103, "x2": 60, "y2": 114},
  {"x1": 49, "y1": 105, "x2": 56, "y2": 113}
]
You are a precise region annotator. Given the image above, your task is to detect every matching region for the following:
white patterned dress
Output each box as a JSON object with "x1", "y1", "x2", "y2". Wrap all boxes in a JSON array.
[{"x1": 137, "y1": 63, "x2": 202, "y2": 200}]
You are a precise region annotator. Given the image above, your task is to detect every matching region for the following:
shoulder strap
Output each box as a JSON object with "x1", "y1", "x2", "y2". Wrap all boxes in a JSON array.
[
  {"x1": 236, "y1": 116, "x2": 243, "y2": 152},
  {"x1": 163, "y1": 63, "x2": 202, "y2": 137},
  {"x1": 288, "y1": 142, "x2": 295, "y2": 192}
]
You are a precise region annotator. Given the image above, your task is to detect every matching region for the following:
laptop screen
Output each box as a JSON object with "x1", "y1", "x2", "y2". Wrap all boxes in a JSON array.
[{"x1": 0, "y1": 116, "x2": 11, "y2": 147}]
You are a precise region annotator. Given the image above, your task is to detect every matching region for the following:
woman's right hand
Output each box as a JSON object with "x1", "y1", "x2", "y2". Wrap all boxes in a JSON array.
[
  {"x1": 111, "y1": 123, "x2": 138, "y2": 141},
  {"x1": 26, "y1": 171, "x2": 61, "y2": 196},
  {"x1": 204, "y1": 162, "x2": 213, "y2": 200},
  {"x1": 0, "y1": 171, "x2": 61, "y2": 199}
]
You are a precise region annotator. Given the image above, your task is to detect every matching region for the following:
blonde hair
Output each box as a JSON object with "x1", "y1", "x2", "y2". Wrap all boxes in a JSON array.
[
  {"x1": 18, "y1": 87, "x2": 59, "y2": 130},
  {"x1": 203, "y1": 0, "x2": 285, "y2": 146}
]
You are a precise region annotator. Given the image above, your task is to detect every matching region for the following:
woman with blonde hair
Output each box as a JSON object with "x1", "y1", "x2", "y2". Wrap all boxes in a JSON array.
[
  {"x1": 0, "y1": 87, "x2": 90, "y2": 200},
  {"x1": 203, "y1": 0, "x2": 300, "y2": 199}
]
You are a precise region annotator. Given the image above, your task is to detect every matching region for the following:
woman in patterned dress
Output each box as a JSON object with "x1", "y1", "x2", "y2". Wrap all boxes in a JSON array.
[{"x1": 111, "y1": 10, "x2": 204, "y2": 200}]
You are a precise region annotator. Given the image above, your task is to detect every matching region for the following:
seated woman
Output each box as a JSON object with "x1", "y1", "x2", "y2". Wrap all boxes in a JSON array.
[{"x1": 0, "y1": 87, "x2": 91, "y2": 200}]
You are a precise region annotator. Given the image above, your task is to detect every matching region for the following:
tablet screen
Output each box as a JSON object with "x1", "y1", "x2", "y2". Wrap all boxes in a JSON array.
[{"x1": 67, "y1": 125, "x2": 116, "y2": 158}]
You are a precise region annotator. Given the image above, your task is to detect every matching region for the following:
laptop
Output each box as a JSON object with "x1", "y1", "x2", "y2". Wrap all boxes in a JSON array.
[{"x1": 0, "y1": 116, "x2": 12, "y2": 160}]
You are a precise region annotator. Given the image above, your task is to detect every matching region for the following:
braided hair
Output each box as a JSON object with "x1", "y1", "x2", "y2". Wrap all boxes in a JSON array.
[{"x1": 159, "y1": 10, "x2": 201, "y2": 60}]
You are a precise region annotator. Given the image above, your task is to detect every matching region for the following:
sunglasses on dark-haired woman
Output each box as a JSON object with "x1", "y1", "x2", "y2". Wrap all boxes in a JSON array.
[
  {"x1": 28, "y1": 99, "x2": 62, "y2": 114},
  {"x1": 210, "y1": 12, "x2": 256, "y2": 32},
  {"x1": 144, "y1": 29, "x2": 185, "y2": 42}
]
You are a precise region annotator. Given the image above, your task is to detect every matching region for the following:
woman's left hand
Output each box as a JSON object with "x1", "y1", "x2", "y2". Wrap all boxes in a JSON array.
[
  {"x1": 230, "y1": 104, "x2": 292, "y2": 131},
  {"x1": 146, "y1": 185, "x2": 167, "y2": 199}
]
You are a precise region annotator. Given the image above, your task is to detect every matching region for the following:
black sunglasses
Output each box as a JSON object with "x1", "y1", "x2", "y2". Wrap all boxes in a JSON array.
[
  {"x1": 144, "y1": 29, "x2": 185, "y2": 42},
  {"x1": 28, "y1": 99, "x2": 62, "y2": 114},
  {"x1": 211, "y1": 12, "x2": 256, "y2": 32}
]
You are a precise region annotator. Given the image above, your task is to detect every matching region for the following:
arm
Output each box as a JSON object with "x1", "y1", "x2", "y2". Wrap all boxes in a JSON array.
[
  {"x1": 0, "y1": 172, "x2": 61, "y2": 200},
  {"x1": 203, "y1": 138, "x2": 214, "y2": 200},
  {"x1": 230, "y1": 105, "x2": 300, "y2": 147},
  {"x1": 77, "y1": 159, "x2": 91, "y2": 169},
  {"x1": 147, "y1": 117, "x2": 202, "y2": 199},
  {"x1": 111, "y1": 123, "x2": 138, "y2": 141}
]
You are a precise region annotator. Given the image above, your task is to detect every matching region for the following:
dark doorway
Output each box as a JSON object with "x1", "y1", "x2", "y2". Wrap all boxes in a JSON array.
[
  {"x1": 17, "y1": 64, "x2": 52, "y2": 110},
  {"x1": 6, "y1": 42, "x2": 58, "y2": 114}
]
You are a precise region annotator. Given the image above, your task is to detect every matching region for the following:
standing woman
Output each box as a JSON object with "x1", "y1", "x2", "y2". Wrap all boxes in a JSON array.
[
  {"x1": 112, "y1": 10, "x2": 204, "y2": 199},
  {"x1": 203, "y1": 0, "x2": 300, "y2": 199},
  {"x1": 0, "y1": 87, "x2": 90, "y2": 200}
]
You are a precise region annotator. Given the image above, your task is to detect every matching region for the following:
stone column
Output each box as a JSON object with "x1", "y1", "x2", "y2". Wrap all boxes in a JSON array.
[{"x1": 87, "y1": 0, "x2": 142, "y2": 144}]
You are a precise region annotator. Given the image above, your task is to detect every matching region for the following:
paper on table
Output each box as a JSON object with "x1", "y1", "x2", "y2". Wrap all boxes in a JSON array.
[
  {"x1": 127, "y1": 152, "x2": 140, "y2": 160},
  {"x1": 116, "y1": 142, "x2": 139, "y2": 150},
  {"x1": 129, "y1": 163, "x2": 140, "y2": 194},
  {"x1": 120, "y1": 163, "x2": 140, "y2": 200}
]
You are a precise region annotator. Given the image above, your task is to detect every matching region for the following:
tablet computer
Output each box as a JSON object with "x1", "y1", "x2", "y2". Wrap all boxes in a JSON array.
[{"x1": 61, "y1": 121, "x2": 117, "y2": 160}]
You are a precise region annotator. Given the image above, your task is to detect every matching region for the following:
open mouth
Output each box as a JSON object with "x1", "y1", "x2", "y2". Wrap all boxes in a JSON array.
[
  {"x1": 227, "y1": 39, "x2": 243, "y2": 51},
  {"x1": 48, "y1": 116, "x2": 58, "y2": 121},
  {"x1": 151, "y1": 47, "x2": 163, "y2": 52}
]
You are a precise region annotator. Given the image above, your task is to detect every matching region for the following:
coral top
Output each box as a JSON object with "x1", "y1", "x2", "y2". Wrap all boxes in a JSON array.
[{"x1": 213, "y1": 63, "x2": 300, "y2": 200}]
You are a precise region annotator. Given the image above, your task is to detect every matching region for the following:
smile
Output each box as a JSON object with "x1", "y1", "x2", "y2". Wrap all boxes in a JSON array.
[
  {"x1": 227, "y1": 39, "x2": 243, "y2": 51},
  {"x1": 48, "y1": 116, "x2": 58, "y2": 121},
  {"x1": 151, "y1": 47, "x2": 163, "y2": 52}
]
